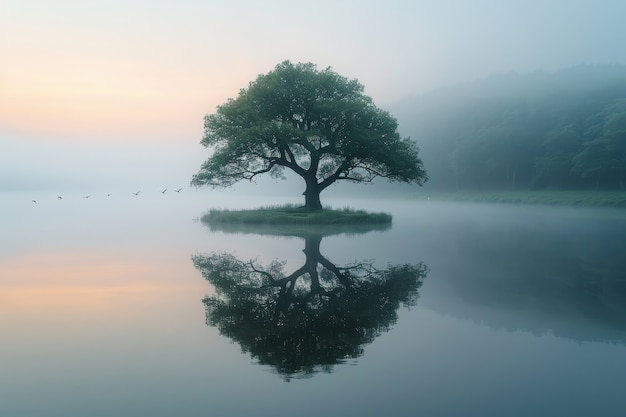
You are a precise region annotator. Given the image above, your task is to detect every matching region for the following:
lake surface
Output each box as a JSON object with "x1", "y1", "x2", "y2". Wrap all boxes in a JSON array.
[{"x1": 2, "y1": 191, "x2": 626, "y2": 416}]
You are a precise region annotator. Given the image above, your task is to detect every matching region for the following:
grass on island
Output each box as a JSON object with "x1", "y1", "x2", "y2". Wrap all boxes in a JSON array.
[
  {"x1": 424, "y1": 190, "x2": 626, "y2": 207},
  {"x1": 202, "y1": 204, "x2": 392, "y2": 226}
]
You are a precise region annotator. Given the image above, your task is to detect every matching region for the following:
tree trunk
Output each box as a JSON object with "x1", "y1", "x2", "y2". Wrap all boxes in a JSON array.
[
  {"x1": 303, "y1": 189, "x2": 323, "y2": 210},
  {"x1": 303, "y1": 177, "x2": 323, "y2": 210}
]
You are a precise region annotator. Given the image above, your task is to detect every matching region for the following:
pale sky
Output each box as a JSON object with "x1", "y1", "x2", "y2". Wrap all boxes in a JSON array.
[{"x1": 2, "y1": 0, "x2": 626, "y2": 191}]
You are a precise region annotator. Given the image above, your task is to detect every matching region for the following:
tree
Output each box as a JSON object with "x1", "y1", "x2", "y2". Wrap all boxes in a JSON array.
[
  {"x1": 574, "y1": 102, "x2": 626, "y2": 190},
  {"x1": 601, "y1": 107, "x2": 626, "y2": 189},
  {"x1": 191, "y1": 61, "x2": 428, "y2": 209},
  {"x1": 532, "y1": 125, "x2": 583, "y2": 189},
  {"x1": 572, "y1": 137, "x2": 615, "y2": 190}
]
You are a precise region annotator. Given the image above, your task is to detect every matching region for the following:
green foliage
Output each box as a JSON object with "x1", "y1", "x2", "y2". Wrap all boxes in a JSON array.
[{"x1": 192, "y1": 61, "x2": 427, "y2": 209}]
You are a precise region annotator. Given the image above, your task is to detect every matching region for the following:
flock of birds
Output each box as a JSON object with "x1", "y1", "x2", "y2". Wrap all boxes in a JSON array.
[{"x1": 31, "y1": 187, "x2": 184, "y2": 204}]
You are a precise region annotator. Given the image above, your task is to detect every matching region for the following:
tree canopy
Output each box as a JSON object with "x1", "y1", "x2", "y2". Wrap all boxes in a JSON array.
[{"x1": 191, "y1": 60, "x2": 427, "y2": 209}]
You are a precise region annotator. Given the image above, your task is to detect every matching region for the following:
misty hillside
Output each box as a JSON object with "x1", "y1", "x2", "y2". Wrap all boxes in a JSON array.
[{"x1": 391, "y1": 64, "x2": 626, "y2": 191}]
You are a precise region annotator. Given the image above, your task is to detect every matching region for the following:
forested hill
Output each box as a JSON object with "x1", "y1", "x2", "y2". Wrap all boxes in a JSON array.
[{"x1": 391, "y1": 64, "x2": 626, "y2": 191}]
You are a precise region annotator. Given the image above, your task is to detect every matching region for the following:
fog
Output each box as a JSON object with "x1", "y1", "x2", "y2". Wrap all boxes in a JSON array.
[
  {"x1": 0, "y1": 134, "x2": 204, "y2": 192},
  {"x1": 0, "y1": 131, "x2": 393, "y2": 200},
  {"x1": 2, "y1": 1, "x2": 626, "y2": 195}
]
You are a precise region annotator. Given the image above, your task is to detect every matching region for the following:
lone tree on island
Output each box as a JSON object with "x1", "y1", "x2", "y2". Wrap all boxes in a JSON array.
[{"x1": 191, "y1": 61, "x2": 428, "y2": 209}]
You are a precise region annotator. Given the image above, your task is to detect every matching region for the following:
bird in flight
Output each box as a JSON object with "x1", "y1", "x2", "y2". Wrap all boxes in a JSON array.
[
  {"x1": 105, "y1": 193, "x2": 112, "y2": 197},
  {"x1": 132, "y1": 191, "x2": 140, "y2": 196},
  {"x1": 32, "y1": 199, "x2": 37, "y2": 204},
  {"x1": 174, "y1": 188, "x2": 182, "y2": 192},
  {"x1": 161, "y1": 188, "x2": 167, "y2": 194},
  {"x1": 57, "y1": 196, "x2": 62, "y2": 199},
  {"x1": 83, "y1": 195, "x2": 91, "y2": 199}
]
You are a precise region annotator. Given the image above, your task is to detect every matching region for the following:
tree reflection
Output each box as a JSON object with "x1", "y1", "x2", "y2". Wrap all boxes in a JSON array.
[{"x1": 192, "y1": 229, "x2": 428, "y2": 380}]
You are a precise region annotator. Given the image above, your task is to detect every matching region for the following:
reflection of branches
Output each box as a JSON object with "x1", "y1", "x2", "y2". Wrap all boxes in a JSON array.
[{"x1": 192, "y1": 236, "x2": 428, "y2": 380}]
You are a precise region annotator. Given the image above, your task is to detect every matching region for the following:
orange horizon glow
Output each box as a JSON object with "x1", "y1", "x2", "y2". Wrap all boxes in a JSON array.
[
  {"x1": 0, "y1": 249, "x2": 205, "y2": 314},
  {"x1": 1, "y1": 65, "x2": 249, "y2": 141},
  {"x1": 0, "y1": 22, "x2": 261, "y2": 141}
]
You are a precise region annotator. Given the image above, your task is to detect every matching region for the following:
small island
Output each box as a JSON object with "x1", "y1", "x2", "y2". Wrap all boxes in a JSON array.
[{"x1": 202, "y1": 205, "x2": 392, "y2": 227}]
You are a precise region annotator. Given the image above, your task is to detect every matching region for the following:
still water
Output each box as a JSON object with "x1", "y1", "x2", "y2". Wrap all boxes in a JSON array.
[{"x1": 2, "y1": 191, "x2": 626, "y2": 416}]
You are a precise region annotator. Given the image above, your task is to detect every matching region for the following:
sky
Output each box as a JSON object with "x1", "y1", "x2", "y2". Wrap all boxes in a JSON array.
[{"x1": 2, "y1": 0, "x2": 626, "y2": 192}]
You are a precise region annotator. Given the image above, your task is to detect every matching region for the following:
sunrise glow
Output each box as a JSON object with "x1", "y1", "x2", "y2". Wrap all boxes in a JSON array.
[{"x1": 0, "y1": 250, "x2": 196, "y2": 314}]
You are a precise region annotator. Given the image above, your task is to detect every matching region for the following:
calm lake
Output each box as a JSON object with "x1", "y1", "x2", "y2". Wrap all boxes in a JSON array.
[{"x1": 2, "y1": 190, "x2": 626, "y2": 416}]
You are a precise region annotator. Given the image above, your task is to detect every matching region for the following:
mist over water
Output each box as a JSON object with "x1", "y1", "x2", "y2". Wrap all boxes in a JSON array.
[
  {"x1": 2, "y1": 191, "x2": 625, "y2": 416},
  {"x1": 0, "y1": 134, "x2": 207, "y2": 192}
]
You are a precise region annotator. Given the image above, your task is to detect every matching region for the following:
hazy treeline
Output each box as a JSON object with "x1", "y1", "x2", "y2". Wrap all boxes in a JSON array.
[{"x1": 393, "y1": 64, "x2": 626, "y2": 191}]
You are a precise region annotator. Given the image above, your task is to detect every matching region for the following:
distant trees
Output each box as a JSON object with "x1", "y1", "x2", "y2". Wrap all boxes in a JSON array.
[
  {"x1": 191, "y1": 61, "x2": 427, "y2": 209},
  {"x1": 395, "y1": 65, "x2": 626, "y2": 191},
  {"x1": 533, "y1": 125, "x2": 583, "y2": 189}
]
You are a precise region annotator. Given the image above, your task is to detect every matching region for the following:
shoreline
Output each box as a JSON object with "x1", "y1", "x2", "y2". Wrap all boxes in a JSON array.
[{"x1": 416, "y1": 190, "x2": 626, "y2": 207}]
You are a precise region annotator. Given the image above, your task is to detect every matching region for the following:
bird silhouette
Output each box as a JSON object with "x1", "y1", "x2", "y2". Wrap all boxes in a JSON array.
[
  {"x1": 161, "y1": 188, "x2": 167, "y2": 194},
  {"x1": 32, "y1": 199, "x2": 37, "y2": 204},
  {"x1": 132, "y1": 191, "x2": 140, "y2": 196},
  {"x1": 83, "y1": 195, "x2": 91, "y2": 199},
  {"x1": 174, "y1": 188, "x2": 182, "y2": 192},
  {"x1": 57, "y1": 196, "x2": 62, "y2": 199},
  {"x1": 105, "y1": 193, "x2": 112, "y2": 197}
]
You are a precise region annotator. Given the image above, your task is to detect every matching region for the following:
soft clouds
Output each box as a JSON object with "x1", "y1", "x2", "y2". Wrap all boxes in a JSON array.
[{"x1": 2, "y1": 0, "x2": 626, "y2": 140}]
